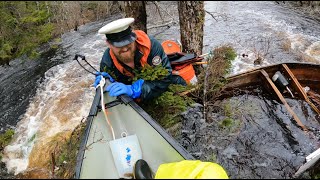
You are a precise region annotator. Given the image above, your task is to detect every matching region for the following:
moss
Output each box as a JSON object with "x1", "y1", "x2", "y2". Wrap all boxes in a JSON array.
[
  {"x1": 216, "y1": 99, "x2": 243, "y2": 133},
  {"x1": 312, "y1": 173, "x2": 320, "y2": 179},
  {"x1": 224, "y1": 103, "x2": 232, "y2": 117},
  {"x1": 50, "y1": 44, "x2": 59, "y2": 49},
  {"x1": 0, "y1": 129, "x2": 15, "y2": 162},
  {"x1": 219, "y1": 118, "x2": 233, "y2": 129},
  {"x1": 30, "y1": 50, "x2": 40, "y2": 59},
  {"x1": 207, "y1": 153, "x2": 217, "y2": 162},
  {"x1": 53, "y1": 38, "x2": 62, "y2": 43},
  {"x1": 0, "y1": 129, "x2": 15, "y2": 151}
]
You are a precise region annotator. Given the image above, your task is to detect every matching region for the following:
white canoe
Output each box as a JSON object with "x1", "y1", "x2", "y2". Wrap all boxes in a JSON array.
[{"x1": 75, "y1": 86, "x2": 194, "y2": 179}]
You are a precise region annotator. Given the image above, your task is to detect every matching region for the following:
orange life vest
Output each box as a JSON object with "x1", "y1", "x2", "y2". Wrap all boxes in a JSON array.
[
  {"x1": 161, "y1": 40, "x2": 200, "y2": 85},
  {"x1": 109, "y1": 30, "x2": 151, "y2": 78}
]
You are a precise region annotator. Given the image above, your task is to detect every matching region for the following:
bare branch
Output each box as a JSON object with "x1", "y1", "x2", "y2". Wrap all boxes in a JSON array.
[
  {"x1": 152, "y1": 1, "x2": 164, "y2": 22},
  {"x1": 154, "y1": 1, "x2": 176, "y2": 21},
  {"x1": 147, "y1": 20, "x2": 175, "y2": 30},
  {"x1": 205, "y1": 10, "x2": 229, "y2": 21},
  {"x1": 205, "y1": 10, "x2": 218, "y2": 21},
  {"x1": 51, "y1": 152, "x2": 55, "y2": 178},
  {"x1": 85, "y1": 127, "x2": 105, "y2": 150}
]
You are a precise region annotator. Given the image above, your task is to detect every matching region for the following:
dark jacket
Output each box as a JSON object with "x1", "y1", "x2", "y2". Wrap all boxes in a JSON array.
[{"x1": 100, "y1": 32, "x2": 185, "y2": 101}]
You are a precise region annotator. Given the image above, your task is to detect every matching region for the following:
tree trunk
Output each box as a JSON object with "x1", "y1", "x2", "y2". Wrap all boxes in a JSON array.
[
  {"x1": 178, "y1": 1, "x2": 205, "y2": 75},
  {"x1": 178, "y1": 1, "x2": 205, "y2": 55},
  {"x1": 118, "y1": 1, "x2": 147, "y2": 33}
]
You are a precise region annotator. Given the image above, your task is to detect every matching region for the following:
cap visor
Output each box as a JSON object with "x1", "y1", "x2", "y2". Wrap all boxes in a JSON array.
[{"x1": 110, "y1": 32, "x2": 137, "y2": 48}]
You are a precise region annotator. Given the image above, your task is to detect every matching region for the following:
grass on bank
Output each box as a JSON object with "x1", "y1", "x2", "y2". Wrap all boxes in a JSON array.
[{"x1": 0, "y1": 129, "x2": 15, "y2": 161}]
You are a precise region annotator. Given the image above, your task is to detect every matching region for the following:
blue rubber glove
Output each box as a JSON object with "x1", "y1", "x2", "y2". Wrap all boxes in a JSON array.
[
  {"x1": 106, "y1": 79, "x2": 144, "y2": 98},
  {"x1": 106, "y1": 82, "x2": 133, "y2": 97},
  {"x1": 93, "y1": 72, "x2": 114, "y2": 88}
]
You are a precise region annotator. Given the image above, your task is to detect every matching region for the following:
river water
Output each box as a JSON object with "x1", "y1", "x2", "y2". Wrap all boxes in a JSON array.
[{"x1": 0, "y1": 1, "x2": 319, "y2": 178}]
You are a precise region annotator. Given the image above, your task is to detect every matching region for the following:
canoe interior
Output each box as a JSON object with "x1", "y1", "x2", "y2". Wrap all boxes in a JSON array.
[
  {"x1": 223, "y1": 62, "x2": 320, "y2": 97},
  {"x1": 79, "y1": 94, "x2": 187, "y2": 179}
]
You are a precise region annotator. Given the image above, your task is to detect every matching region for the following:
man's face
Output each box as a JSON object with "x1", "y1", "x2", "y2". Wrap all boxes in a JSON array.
[{"x1": 107, "y1": 41, "x2": 136, "y2": 64}]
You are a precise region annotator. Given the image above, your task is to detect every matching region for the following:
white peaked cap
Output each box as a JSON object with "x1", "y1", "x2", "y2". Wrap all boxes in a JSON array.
[{"x1": 98, "y1": 18, "x2": 135, "y2": 34}]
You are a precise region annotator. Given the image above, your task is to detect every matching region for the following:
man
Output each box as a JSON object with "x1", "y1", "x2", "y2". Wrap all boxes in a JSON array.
[{"x1": 94, "y1": 17, "x2": 186, "y2": 101}]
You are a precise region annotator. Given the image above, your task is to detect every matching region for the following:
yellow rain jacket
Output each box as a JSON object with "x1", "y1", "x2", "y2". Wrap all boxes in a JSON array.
[{"x1": 154, "y1": 160, "x2": 229, "y2": 179}]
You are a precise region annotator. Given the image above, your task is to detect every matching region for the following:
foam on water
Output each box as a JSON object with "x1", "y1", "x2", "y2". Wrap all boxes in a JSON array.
[
  {"x1": 2, "y1": 33, "x2": 106, "y2": 175},
  {"x1": 305, "y1": 41, "x2": 320, "y2": 61}
]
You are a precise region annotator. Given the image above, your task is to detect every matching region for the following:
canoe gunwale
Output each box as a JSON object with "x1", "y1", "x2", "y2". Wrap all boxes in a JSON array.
[
  {"x1": 74, "y1": 87, "x2": 102, "y2": 179},
  {"x1": 226, "y1": 62, "x2": 320, "y2": 79}
]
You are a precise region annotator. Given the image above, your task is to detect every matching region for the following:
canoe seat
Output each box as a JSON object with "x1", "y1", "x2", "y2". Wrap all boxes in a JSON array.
[{"x1": 133, "y1": 159, "x2": 154, "y2": 179}]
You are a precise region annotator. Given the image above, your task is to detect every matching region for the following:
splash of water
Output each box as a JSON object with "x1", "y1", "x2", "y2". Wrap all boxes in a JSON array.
[
  {"x1": 203, "y1": 1, "x2": 320, "y2": 75},
  {"x1": 1, "y1": 34, "x2": 106, "y2": 175},
  {"x1": 305, "y1": 41, "x2": 320, "y2": 61}
]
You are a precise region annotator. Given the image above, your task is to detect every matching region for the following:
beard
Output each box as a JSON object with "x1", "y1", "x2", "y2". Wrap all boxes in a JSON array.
[
  {"x1": 115, "y1": 52, "x2": 134, "y2": 63},
  {"x1": 114, "y1": 45, "x2": 136, "y2": 64}
]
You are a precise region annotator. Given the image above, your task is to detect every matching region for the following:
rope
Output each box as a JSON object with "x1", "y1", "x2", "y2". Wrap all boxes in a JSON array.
[
  {"x1": 97, "y1": 76, "x2": 115, "y2": 140},
  {"x1": 74, "y1": 54, "x2": 128, "y2": 140}
]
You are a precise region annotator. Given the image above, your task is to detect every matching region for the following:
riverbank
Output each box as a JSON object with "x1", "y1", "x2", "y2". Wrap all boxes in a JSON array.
[{"x1": 284, "y1": 1, "x2": 320, "y2": 19}]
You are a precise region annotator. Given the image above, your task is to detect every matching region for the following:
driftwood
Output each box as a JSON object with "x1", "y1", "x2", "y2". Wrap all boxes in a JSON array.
[{"x1": 294, "y1": 148, "x2": 320, "y2": 178}]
